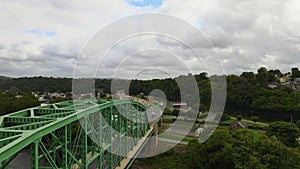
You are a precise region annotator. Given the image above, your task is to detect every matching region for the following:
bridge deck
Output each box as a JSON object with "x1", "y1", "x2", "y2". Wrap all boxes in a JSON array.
[{"x1": 116, "y1": 105, "x2": 163, "y2": 169}]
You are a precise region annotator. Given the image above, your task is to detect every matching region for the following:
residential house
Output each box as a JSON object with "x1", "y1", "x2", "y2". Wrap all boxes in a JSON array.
[{"x1": 230, "y1": 120, "x2": 248, "y2": 132}]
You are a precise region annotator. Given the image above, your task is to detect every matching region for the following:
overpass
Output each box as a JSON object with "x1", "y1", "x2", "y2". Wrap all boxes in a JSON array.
[{"x1": 0, "y1": 99, "x2": 163, "y2": 169}]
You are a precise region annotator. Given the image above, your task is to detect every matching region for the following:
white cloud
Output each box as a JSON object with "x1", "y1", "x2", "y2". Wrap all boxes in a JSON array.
[{"x1": 0, "y1": 0, "x2": 299, "y2": 78}]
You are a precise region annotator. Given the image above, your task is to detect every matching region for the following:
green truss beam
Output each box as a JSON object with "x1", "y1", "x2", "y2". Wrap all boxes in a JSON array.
[{"x1": 0, "y1": 99, "x2": 150, "y2": 169}]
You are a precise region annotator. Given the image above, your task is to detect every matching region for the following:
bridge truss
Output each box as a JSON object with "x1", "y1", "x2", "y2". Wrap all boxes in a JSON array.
[{"x1": 0, "y1": 99, "x2": 149, "y2": 169}]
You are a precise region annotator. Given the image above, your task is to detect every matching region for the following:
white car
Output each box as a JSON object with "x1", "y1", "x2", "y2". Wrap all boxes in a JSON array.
[{"x1": 151, "y1": 112, "x2": 155, "y2": 117}]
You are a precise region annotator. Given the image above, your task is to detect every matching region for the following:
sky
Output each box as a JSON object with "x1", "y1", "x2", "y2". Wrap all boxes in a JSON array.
[{"x1": 0, "y1": 0, "x2": 299, "y2": 79}]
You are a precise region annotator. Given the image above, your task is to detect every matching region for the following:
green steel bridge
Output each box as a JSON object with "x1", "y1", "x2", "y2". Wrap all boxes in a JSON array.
[{"x1": 0, "y1": 99, "x2": 162, "y2": 169}]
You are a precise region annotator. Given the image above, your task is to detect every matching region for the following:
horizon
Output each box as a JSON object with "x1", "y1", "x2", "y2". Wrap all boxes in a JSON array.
[{"x1": 0, "y1": 66, "x2": 296, "y2": 80}]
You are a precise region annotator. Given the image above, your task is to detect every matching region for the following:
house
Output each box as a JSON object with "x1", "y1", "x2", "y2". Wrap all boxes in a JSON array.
[
  {"x1": 116, "y1": 89, "x2": 132, "y2": 100},
  {"x1": 230, "y1": 121, "x2": 248, "y2": 132},
  {"x1": 282, "y1": 78, "x2": 300, "y2": 91},
  {"x1": 278, "y1": 76, "x2": 289, "y2": 83},
  {"x1": 171, "y1": 101, "x2": 188, "y2": 109},
  {"x1": 15, "y1": 95, "x2": 22, "y2": 99}
]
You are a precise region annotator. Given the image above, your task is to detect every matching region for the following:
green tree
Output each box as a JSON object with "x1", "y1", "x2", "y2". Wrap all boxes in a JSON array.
[
  {"x1": 199, "y1": 103, "x2": 208, "y2": 112},
  {"x1": 236, "y1": 115, "x2": 243, "y2": 121},
  {"x1": 256, "y1": 67, "x2": 269, "y2": 87},
  {"x1": 172, "y1": 109, "x2": 180, "y2": 116},
  {"x1": 184, "y1": 130, "x2": 235, "y2": 169},
  {"x1": 162, "y1": 108, "x2": 172, "y2": 115},
  {"x1": 291, "y1": 67, "x2": 300, "y2": 79},
  {"x1": 251, "y1": 116, "x2": 259, "y2": 123},
  {"x1": 241, "y1": 72, "x2": 255, "y2": 80},
  {"x1": 0, "y1": 93, "x2": 39, "y2": 116},
  {"x1": 221, "y1": 114, "x2": 231, "y2": 122},
  {"x1": 232, "y1": 129, "x2": 300, "y2": 169},
  {"x1": 296, "y1": 120, "x2": 300, "y2": 128},
  {"x1": 266, "y1": 121, "x2": 300, "y2": 147},
  {"x1": 240, "y1": 72, "x2": 256, "y2": 85},
  {"x1": 137, "y1": 148, "x2": 185, "y2": 169}
]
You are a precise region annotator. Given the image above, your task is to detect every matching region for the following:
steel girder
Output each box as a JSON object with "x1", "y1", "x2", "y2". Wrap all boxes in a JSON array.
[{"x1": 0, "y1": 99, "x2": 149, "y2": 169}]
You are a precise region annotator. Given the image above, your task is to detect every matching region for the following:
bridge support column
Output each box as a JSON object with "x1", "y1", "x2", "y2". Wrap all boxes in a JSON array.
[
  {"x1": 0, "y1": 161, "x2": 7, "y2": 169},
  {"x1": 81, "y1": 117, "x2": 89, "y2": 169},
  {"x1": 98, "y1": 110, "x2": 103, "y2": 169},
  {"x1": 61, "y1": 125, "x2": 70, "y2": 169},
  {"x1": 30, "y1": 139, "x2": 40, "y2": 169},
  {"x1": 110, "y1": 107, "x2": 114, "y2": 169}
]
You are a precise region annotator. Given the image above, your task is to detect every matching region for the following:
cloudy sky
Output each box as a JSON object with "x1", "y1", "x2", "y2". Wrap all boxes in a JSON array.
[{"x1": 0, "y1": 0, "x2": 299, "y2": 79}]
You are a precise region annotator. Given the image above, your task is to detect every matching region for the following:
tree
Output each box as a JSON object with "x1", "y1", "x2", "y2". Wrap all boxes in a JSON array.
[
  {"x1": 258, "y1": 67, "x2": 267, "y2": 74},
  {"x1": 199, "y1": 103, "x2": 208, "y2": 113},
  {"x1": 256, "y1": 67, "x2": 272, "y2": 87},
  {"x1": 163, "y1": 108, "x2": 172, "y2": 115},
  {"x1": 184, "y1": 129, "x2": 300, "y2": 169},
  {"x1": 241, "y1": 72, "x2": 255, "y2": 80},
  {"x1": 6, "y1": 87, "x2": 21, "y2": 97},
  {"x1": 49, "y1": 97, "x2": 70, "y2": 104},
  {"x1": 136, "y1": 148, "x2": 185, "y2": 169},
  {"x1": 172, "y1": 109, "x2": 180, "y2": 116},
  {"x1": 236, "y1": 115, "x2": 243, "y2": 121},
  {"x1": 0, "y1": 92, "x2": 40, "y2": 116},
  {"x1": 273, "y1": 69, "x2": 283, "y2": 77},
  {"x1": 251, "y1": 116, "x2": 259, "y2": 123},
  {"x1": 232, "y1": 129, "x2": 300, "y2": 169},
  {"x1": 291, "y1": 67, "x2": 300, "y2": 79},
  {"x1": 221, "y1": 114, "x2": 231, "y2": 122},
  {"x1": 296, "y1": 120, "x2": 300, "y2": 128},
  {"x1": 198, "y1": 72, "x2": 209, "y2": 80},
  {"x1": 184, "y1": 130, "x2": 235, "y2": 169},
  {"x1": 266, "y1": 121, "x2": 300, "y2": 147}
]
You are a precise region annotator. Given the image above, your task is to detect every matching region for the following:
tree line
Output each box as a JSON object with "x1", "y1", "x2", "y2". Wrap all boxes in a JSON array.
[
  {"x1": 0, "y1": 89, "x2": 40, "y2": 115},
  {"x1": 0, "y1": 67, "x2": 299, "y2": 121}
]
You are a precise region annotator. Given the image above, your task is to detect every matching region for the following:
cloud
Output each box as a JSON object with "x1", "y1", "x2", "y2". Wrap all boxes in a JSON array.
[
  {"x1": 0, "y1": 44, "x2": 4, "y2": 50},
  {"x1": 0, "y1": 0, "x2": 299, "y2": 78}
]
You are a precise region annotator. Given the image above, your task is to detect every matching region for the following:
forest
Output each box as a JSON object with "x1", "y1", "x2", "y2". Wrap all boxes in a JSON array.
[
  {"x1": 0, "y1": 67, "x2": 300, "y2": 122},
  {"x1": 134, "y1": 123, "x2": 300, "y2": 169}
]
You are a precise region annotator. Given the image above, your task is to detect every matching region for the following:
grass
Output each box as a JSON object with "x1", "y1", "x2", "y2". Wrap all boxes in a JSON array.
[
  {"x1": 160, "y1": 132, "x2": 184, "y2": 140},
  {"x1": 198, "y1": 114, "x2": 208, "y2": 119},
  {"x1": 162, "y1": 118, "x2": 175, "y2": 123},
  {"x1": 219, "y1": 117, "x2": 268, "y2": 131},
  {"x1": 158, "y1": 124, "x2": 171, "y2": 134},
  {"x1": 160, "y1": 115, "x2": 270, "y2": 145},
  {"x1": 182, "y1": 137, "x2": 195, "y2": 142},
  {"x1": 159, "y1": 132, "x2": 195, "y2": 143},
  {"x1": 247, "y1": 123, "x2": 268, "y2": 130},
  {"x1": 220, "y1": 118, "x2": 236, "y2": 126}
]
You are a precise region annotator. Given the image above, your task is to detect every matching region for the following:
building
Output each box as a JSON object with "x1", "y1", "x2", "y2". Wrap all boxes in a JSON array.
[
  {"x1": 278, "y1": 75, "x2": 290, "y2": 83},
  {"x1": 15, "y1": 95, "x2": 22, "y2": 99},
  {"x1": 282, "y1": 78, "x2": 300, "y2": 91},
  {"x1": 230, "y1": 121, "x2": 248, "y2": 132},
  {"x1": 170, "y1": 101, "x2": 188, "y2": 109}
]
